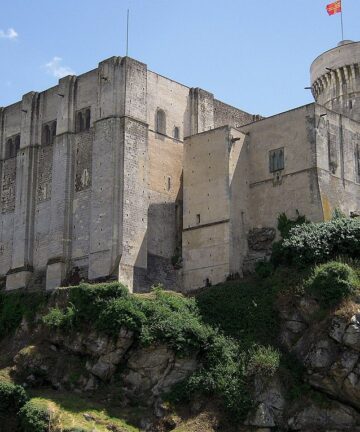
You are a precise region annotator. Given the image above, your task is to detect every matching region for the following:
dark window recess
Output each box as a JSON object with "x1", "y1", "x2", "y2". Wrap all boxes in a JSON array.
[
  {"x1": 174, "y1": 126, "x2": 180, "y2": 139},
  {"x1": 42, "y1": 121, "x2": 57, "y2": 146},
  {"x1": 269, "y1": 148, "x2": 284, "y2": 172},
  {"x1": 85, "y1": 109, "x2": 91, "y2": 130},
  {"x1": 156, "y1": 109, "x2": 166, "y2": 134},
  {"x1": 196, "y1": 214, "x2": 201, "y2": 224},
  {"x1": 76, "y1": 108, "x2": 91, "y2": 132},
  {"x1": 5, "y1": 134, "x2": 20, "y2": 159}
]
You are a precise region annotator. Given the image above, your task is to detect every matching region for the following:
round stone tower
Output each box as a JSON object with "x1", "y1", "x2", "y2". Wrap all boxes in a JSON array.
[{"x1": 311, "y1": 40, "x2": 360, "y2": 121}]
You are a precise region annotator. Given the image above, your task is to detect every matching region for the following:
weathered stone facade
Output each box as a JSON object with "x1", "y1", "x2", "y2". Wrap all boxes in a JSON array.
[{"x1": 1, "y1": 41, "x2": 360, "y2": 292}]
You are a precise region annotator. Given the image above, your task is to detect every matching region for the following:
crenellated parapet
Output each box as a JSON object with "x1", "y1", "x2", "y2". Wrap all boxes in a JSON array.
[{"x1": 310, "y1": 40, "x2": 360, "y2": 122}]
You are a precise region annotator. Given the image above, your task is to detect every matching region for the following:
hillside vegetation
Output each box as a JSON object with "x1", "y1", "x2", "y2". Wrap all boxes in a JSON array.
[{"x1": 0, "y1": 215, "x2": 360, "y2": 431}]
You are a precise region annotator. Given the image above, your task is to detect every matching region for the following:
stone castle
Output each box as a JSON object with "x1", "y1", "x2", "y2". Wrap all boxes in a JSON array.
[{"x1": 1, "y1": 40, "x2": 360, "y2": 292}]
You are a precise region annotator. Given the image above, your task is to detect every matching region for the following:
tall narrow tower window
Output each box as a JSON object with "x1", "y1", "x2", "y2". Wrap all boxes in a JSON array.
[
  {"x1": 156, "y1": 109, "x2": 166, "y2": 135},
  {"x1": 77, "y1": 111, "x2": 84, "y2": 132},
  {"x1": 42, "y1": 125, "x2": 51, "y2": 146},
  {"x1": 14, "y1": 135, "x2": 20, "y2": 154},
  {"x1": 85, "y1": 109, "x2": 91, "y2": 130},
  {"x1": 174, "y1": 126, "x2": 180, "y2": 139}
]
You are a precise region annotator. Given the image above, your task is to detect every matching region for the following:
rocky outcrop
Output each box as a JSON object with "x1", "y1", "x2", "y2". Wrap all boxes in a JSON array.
[
  {"x1": 244, "y1": 228, "x2": 276, "y2": 273},
  {"x1": 11, "y1": 325, "x2": 198, "y2": 408}
]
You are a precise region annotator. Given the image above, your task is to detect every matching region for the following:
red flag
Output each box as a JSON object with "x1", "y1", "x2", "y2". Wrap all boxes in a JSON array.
[{"x1": 326, "y1": 0, "x2": 342, "y2": 16}]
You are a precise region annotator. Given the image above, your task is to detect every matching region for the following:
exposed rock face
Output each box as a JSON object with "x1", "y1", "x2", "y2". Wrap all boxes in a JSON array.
[
  {"x1": 12, "y1": 326, "x2": 198, "y2": 405},
  {"x1": 247, "y1": 228, "x2": 276, "y2": 251},
  {"x1": 288, "y1": 401, "x2": 360, "y2": 431},
  {"x1": 122, "y1": 345, "x2": 198, "y2": 402},
  {"x1": 7, "y1": 293, "x2": 360, "y2": 431},
  {"x1": 244, "y1": 227, "x2": 276, "y2": 273}
]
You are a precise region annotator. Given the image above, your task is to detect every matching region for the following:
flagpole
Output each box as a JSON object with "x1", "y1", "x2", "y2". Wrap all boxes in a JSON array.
[
  {"x1": 126, "y1": 9, "x2": 129, "y2": 56},
  {"x1": 340, "y1": 0, "x2": 344, "y2": 40}
]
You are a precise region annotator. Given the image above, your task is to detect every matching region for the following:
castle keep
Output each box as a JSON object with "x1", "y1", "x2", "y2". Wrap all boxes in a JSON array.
[{"x1": 1, "y1": 41, "x2": 360, "y2": 292}]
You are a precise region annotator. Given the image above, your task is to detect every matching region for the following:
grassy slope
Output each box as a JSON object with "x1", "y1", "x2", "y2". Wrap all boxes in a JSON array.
[{"x1": 27, "y1": 389, "x2": 140, "y2": 432}]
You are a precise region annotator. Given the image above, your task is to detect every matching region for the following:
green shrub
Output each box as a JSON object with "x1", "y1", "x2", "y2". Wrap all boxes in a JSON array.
[
  {"x1": 196, "y1": 280, "x2": 279, "y2": 348},
  {"x1": 277, "y1": 218, "x2": 360, "y2": 265},
  {"x1": 18, "y1": 400, "x2": 51, "y2": 432},
  {"x1": 187, "y1": 333, "x2": 252, "y2": 420},
  {"x1": 97, "y1": 297, "x2": 146, "y2": 333},
  {"x1": 246, "y1": 345, "x2": 280, "y2": 377},
  {"x1": 0, "y1": 380, "x2": 28, "y2": 413},
  {"x1": 69, "y1": 281, "x2": 129, "y2": 324},
  {"x1": 277, "y1": 211, "x2": 308, "y2": 239},
  {"x1": 332, "y1": 208, "x2": 347, "y2": 219},
  {"x1": 42, "y1": 305, "x2": 75, "y2": 330},
  {"x1": 255, "y1": 261, "x2": 274, "y2": 278},
  {"x1": 138, "y1": 289, "x2": 212, "y2": 353},
  {"x1": 0, "y1": 291, "x2": 47, "y2": 339},
  {"x1": 305, "y1": 261, "x2": 358, "y2": 307}
]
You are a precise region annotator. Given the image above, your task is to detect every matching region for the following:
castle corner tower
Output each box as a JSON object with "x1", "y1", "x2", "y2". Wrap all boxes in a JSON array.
[{"x1": 311, "y1": 40, "x2": 360, "y2": 121}]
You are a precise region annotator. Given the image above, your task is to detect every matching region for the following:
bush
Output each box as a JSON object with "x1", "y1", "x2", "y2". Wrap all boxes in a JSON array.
[
  {"x1": 42, "y1": 305, "x2": 75, "y2": 330},
  {"x1": 69, "y1": 282, "x2": 129, "y2": 324},
  {"x1": 18, "y1": 399, "x2": 53, "y2": 432},
  {"x1": 187, "y1": 333, "x2": 252, "y2": 420},
  {"x1": 246, "y1": 345, "x2": 280, "y2": 377},
  {"x1": 277, "y1": 211, "x2": 308, "y2": 239},
  {"x1": 0, "y1": 380, "x2": 28, "y2": 413},
  {"x1": 277, "y1": 218, "x2": 360, "y2": 265},
  {"x1": 97, "y1": 297, "x2": 146, "y2": 334},
  {"x1": 0, "y1": 291, "x2": 47, "y2": 339},
  {"x1": 305, "y1": 261, "x2": 358, "y2": 307},
  {"x1": 255, "y1": 261, "x2": 274, "y2": 279}
]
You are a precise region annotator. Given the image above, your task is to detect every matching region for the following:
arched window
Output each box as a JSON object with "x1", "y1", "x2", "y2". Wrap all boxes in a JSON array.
[
  {"x1": 174, "y1": 126, "x2": 180, "y2": 140},
  {"x1": 51, "y1": 121, "x2": 57, "y2": 145},
  {"x1": 156, "y1": 109, "x2": 166, "y2": 135},
  {"x1": 85, "y1": 109, "x2": 91, "y2": 130},
  {"x1": 14, "y1": 135, "x2": 20, "y2": 155},
  {"x1": 5, "y1": 139, "x2": 13, "y2": 159},
  {"x1": 77, "y1": 112, "x2": 84, "y2": 132}
]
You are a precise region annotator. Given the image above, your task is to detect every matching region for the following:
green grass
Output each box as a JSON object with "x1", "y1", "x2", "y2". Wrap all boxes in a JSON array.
[{"x1": 27, "y1": 390, "x2": 141, "y2": 432}]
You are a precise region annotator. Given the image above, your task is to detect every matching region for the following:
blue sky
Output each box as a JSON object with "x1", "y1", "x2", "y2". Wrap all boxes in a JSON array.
[{"x1": 1, "y1": 0, "x2": 359, "y2": 116}]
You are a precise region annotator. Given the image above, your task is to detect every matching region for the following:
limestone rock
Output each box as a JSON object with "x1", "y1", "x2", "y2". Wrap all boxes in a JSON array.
[
  {"x1": 329, "y1": 317, "x2": 347, "y2": 343},
  {"x1": 247, "y1": 403, "x2": 275, "y2": 428},
  {"x1": 305, "y1": 339, "x2": 337, "y2": 370},
  {"x1": 343, "y1": 322, "x2": 360, "y2": 351},
  {"x1": 122, "y1": 345, "x2": 198, "y2": 400},
  {"x1": 248, "y1": 228, "x2": 276, "y2": 251},
  {"x1": 287, "y1": 401, "x2": 360, "y2": 431}
]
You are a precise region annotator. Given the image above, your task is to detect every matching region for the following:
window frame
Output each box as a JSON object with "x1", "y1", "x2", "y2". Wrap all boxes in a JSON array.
[{"x1": 269, "y1": 147, "x2": 285, "y2": 173}]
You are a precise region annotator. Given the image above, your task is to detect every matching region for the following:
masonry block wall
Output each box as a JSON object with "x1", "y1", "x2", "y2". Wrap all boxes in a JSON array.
[{"x1": 0, "y1": 56, "x2": 255, "y2": 292}]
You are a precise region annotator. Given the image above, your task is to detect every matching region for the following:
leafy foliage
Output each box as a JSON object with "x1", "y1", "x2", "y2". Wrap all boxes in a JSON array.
[
  {"x1": 246, "y1": 345, "x2": 280, "y2": 377},
  {"x1": 187, "y1": 334, "x2": 252, "y2": 420},
  {"x1": 42, "y1": 305, "x2": 75, "y2": 330},
  {"x1": 305, "y1": 261, "x2": 359, "y2": 307},
  {"x1": 18, "y1": 399, "x2": 51, "y2": 432},
  {"x1": 196, "y1": 279, "x2": 279, "y2": 348},
  {"x1": 276, "y1": 218, "x2": 360, "y2": 265},
  {"x1": 277, "y1": 211, "x2": 309, "y2": 239},
  {"x1": 255, "y1": 261, "x2": 274, "y2": 278},
  {"x1": 0, "y1": 291, "x2": 47, "y2": 339},
  {"x1": 0, "y1": 380, "x2": 28, "y2": 413}
]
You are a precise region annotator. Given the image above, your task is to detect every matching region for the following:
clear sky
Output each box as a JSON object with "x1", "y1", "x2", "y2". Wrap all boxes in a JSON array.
[{"x1": 1, "y1": 0, "x2": 359, "y2": 116}]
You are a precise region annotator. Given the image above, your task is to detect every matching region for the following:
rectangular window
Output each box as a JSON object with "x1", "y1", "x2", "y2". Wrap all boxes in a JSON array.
[
  {"x1": 269, "y1": 148, "x2": 284, "y2": 172},
  {"x1": 196, "y1": 214, "x2": 201, "y2": 224}
]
